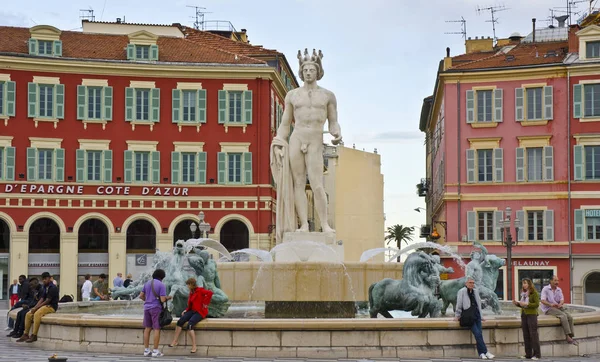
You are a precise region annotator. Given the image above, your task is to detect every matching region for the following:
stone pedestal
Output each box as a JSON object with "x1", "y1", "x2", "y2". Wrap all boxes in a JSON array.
[{"x1": 274, "y1": 232, "x2": 344, "y2": 262}]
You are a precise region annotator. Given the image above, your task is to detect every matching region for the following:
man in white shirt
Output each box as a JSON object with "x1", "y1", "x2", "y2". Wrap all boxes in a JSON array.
[{"x1": 81, "y1": 274, "x2": 93, "y2": 302}]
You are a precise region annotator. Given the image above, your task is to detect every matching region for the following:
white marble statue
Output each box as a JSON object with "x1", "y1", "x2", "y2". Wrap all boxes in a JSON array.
[{"x1": 270, "y1": 48, "x2": 342, "y2": 243}]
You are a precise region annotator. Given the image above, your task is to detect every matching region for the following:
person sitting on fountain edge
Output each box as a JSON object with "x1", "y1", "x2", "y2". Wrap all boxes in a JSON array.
[
  {"x1": 17, "y1": 272, "x2": 59, "y2": 343},
  {"x1": 455, "y1": 277, "x2": 494, "y2": 360},
  {"x1": 541, "y1": 275, "x2": 578, "y2": 345}
]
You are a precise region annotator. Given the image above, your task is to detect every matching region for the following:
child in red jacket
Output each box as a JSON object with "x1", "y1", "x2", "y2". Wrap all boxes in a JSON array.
[{"x1": 168, "y1": 277, "x2": 213, "y2": 353}]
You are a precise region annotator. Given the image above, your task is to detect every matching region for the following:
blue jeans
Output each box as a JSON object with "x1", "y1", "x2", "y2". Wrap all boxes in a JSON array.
[
  {"x1": 470, "y1": 318, "x2": 488, "y2": 355},
  {"x1": 6, "y1": 301, "x2": 28, "y2": 329}
]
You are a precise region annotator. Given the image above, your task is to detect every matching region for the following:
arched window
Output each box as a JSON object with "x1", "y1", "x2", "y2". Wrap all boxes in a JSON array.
[
  {"x1": 173, "y1": 219, "x2": 199, "y2": 245},
  {"x1": 220, "y1": 220, "x2": 249, "y2": 252},
  {"x1": 126, "y1": 220, "x2": 156, "y2": 253},
  {"x1": 585, "y1": 272, "x2": 600, "y2": 307},
  {"x1": 29, "y1": 218, "x2": 60, "y2": 253},
  {"x1": 0, "y1": 219, "x2": 9, "y2": 253},
  {"x1": 78, "y1": 219, "x2": 109, "y2": 252}
]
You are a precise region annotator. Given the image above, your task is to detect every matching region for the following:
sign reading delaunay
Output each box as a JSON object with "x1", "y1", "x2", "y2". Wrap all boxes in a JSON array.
[{"x1": 2, "y1": 184, "x2": 190, "y2": 196}]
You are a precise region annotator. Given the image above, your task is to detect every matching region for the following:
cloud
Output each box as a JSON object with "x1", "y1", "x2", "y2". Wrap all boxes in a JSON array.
[
  {"x1": 0, "y1": 11, "x2": 29, "y2": 27},
  {"x1": 358, "y1": 131, "x2": 424, "y2": 144}
]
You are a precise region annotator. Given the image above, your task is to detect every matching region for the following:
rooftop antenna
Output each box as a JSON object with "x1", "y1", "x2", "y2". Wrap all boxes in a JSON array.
[
  {"x1": 476, "y1": 4, "x2": 508, "y2": 45},
  {"x1": 187, "y1": 5, "x2": 212, "y2": 30},
  {"x1": 445, "y1": 16, "x2": 467, "y2": 41},
  {"x1": 79, "y1": 7, "x2": 95, "y2": 22},
  {"x1": 567, "y1": 0, "x2": 589, "y2": 25}
]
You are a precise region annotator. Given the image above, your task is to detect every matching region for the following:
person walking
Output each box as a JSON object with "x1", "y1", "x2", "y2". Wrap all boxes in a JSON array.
[
  {"x1": 168, "y1": 278, "x2": 213, "y2": 353},
  {"x1": 139, "y1": 269, "x2": 172, "y2": 357},
  {"x1": 81, "y1": 274, "x2": 93, "y2": 302},
  {"x1": 455, "y1": 277, "x2": 495, "y2": 359},
  {"x1": 541, "y1": 275, "x2": 578, "y2": 345},
  {"x1": 8, "y1": 280, "x2": 19, "y2": 308},
  {"x1": 513, "y1": 278, "x2": 541, "y2": 360},
  {"x1": 16, "y1": 272, "x2": 59, "y2": 343}
]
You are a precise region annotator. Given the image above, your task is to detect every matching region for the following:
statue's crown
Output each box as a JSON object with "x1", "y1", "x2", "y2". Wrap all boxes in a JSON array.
[{"x1": 297, "y1": 48, "x2": 323, "y2": 70}]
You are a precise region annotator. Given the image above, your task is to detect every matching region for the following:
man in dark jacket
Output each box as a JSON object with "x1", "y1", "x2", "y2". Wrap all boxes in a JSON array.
[
  {"x1": 5, "y1": 275, "x2": 30, "y2": 330},
  {"x1": 7, "y1": 278, "x2": 41, "y2": 338}
]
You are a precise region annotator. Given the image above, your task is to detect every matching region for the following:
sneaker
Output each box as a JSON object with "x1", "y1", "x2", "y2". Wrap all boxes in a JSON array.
[
  {"x1": 4, "y1": 327, "x2": 11, "y2": 331},
  {"x1": 480, "y1": 353, "x2": 488, "y2": 359},
  {"x1": 152, "y1": 351, "x2": 164, "y2": 357},
  {"x1": 531, "y1": 357, "x2": 539, "y2": 360},
  {"x1": 485, "y1": 352, "x2": 495, "y2": 359},
  {"x1": 143, "y1": 350, "x2": 152, "y2": 357}
]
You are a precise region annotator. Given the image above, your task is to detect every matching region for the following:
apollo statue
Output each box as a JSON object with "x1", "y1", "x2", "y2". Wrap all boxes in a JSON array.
[{"x1": 270, "y1": 49, "x2": 342, "y2": 243}]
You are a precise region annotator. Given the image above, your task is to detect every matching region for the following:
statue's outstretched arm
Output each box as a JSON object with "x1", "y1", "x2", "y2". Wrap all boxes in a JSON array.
[
  {"x1": 327, "y1": 92, "x2": 342, "y2": 145},
  {"x1": 275, "y1": 93, "x2": 294, "y2": 141}
]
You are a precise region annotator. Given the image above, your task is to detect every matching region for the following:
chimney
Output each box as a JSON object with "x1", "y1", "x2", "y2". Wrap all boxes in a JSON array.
[
  {"x1": 443, "y1": 47, "x2": 452, "y2": 70},
  {"x1": 532, "y1": 18, "x2": 536, "y2": 44},
  {"x1": 568, "y1": 24, "x2": 581, "y2": 53},
  {"x1": 556, "y1": 15, "x2": 569, "y2": 27},
  {"x1": 465, "y1": 36, "x2": 494, "y2": 54},
  {"x1": 116, "y1": 18, "x2": 122, "y2": 24}
]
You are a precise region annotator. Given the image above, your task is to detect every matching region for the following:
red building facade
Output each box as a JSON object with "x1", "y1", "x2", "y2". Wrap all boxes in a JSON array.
[{"x1": 0, "y1": 22, "x2": 296, "y2": 299}]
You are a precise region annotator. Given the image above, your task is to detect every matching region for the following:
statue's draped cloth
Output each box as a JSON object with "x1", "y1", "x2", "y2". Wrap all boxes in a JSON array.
[{"x1": 270, "y1": 137, "x2": 296, "y2": 243}]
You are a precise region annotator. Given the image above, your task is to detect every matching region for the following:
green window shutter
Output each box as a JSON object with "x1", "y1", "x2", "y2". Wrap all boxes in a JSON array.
[
  {"x1": 27, "y1": 147, "x2": 36, "y2": 181},
  {"x1": 493, "y1": 210, "x2": 504, "y2": 241},
  {"x1": 6, "y1": 81, "x2": 15, "y2": 116},
  {"x1": 171, "y1": 151, "x2": 181, "y2": 184},
  {"x1": 574, "y1": 145, "x2": 584, "y2": 180},
  {"x1": 544, "y1": 210, "x2": 554, "y2": 242},
  {"x1": 124, "y1": 150, "x2": 133, "y2": 183},
  {"x1": 575, "y1": 209, "x2": 584, "y2": 241},
  {"x1": 515, "y1": 87, "x2": 524, "y2": 121},
  {"x1": 28, "y1": 38, "x2": 38, "y2": 55},
  {"x1": 55, "y1": 84, "x2": 65, "y2": 119},
  {"x1": 516, "y1": 147, "x2": 525, "y2": 182},
  {"x1": 103, "y1": 150, "x2": 112, "y2": 183},
  {"x1": 217, "y1": 152, "x2": 226, "y2": 184},
  {"x1": 467, "y1": 211, "x2": 476, "y2": 242},
  {"x1": 494, "y1": 88, "x2": 503, "y2": 122},
  {"x1": 516, "y1": 210, "x2": 525, "y2": 241},
  {"x1": 218, "y1": 90, "x2": 227, "y2": 124},
  {"x1": 243, "y1": 152, "x2": 252, "y2": 184},
  {"x1": 126, "y1": 44, "x2": 135, "y2": 60},
  {"x1": 150, "y1": 45, "x2": 159, "y2": 61},
  {"x1": 53, "y1": 40, "x2": 62, "y2": 57},
  {"x1": 54, "y1": 148, "x2": 64, "y2": 182},
  {"x1": 76, "y1": 149, "x2": 85, "y2": 182},
  {"x1": 103, "y1": 86, "x2": 113, "y2": 121},
  {"x1": 77, "y1": 85, "x2": 86, "y2": 120},
  {"x1": 125, "y1": 87, "x2": 134, "y2": 121},
  {"x1": 151, "y1": 151, "x2": 160, "y2": 184},
  {"x1": 197, "y1": 89, "x2": 207, "y2": 123},
  {"x1": 27, "y1": 83, "x2": 37, "y2": 118},
  {"x1": 493, "y1": 148, "x2": 503, "y2": 182},
  {"x1": 574, "y1": 84, "x2": 583, "y2": 118},
  {"x1": 197, "y1": 151, "x2": 207, "y2": 184},
  {"x1": 466, "y1": 149, "x2": 475, "y2": 183},
  {"x1": 543, "y1": 86, "x2": 553, "y2": 120},
  {"x1": 171, "y1": 89, "x2": 181, "y2": 123},
  {"x1": 543, "y1": 146, "x2": 554, "y2": 181},
  {"x1": 5, "y1": 147, "x2": 15, "y2": 181},
  {"x1": 466, "y1": 90, "x2": 475, "y2": 123},
  {"x1": 151, "y1": 88, "x2": 160, "y2": 122},
  {"x1": 243, "y1": 90, "x2": 253, "y2": 124}
]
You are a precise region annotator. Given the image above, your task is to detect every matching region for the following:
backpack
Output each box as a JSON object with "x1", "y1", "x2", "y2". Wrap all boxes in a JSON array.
[{"x1": 59, "y1": 294, "x2": 74, "y2": 303}]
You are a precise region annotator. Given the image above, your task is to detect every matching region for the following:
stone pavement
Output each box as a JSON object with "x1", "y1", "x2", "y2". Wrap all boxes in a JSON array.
[{"x1": 0, "y1": 310, "x2": 599, "y2": 362}]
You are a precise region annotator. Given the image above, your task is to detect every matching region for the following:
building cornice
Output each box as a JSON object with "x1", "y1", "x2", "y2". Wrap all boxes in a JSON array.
[{"x1": 440, "y1": 65, "x2": 566, "y2": 83}]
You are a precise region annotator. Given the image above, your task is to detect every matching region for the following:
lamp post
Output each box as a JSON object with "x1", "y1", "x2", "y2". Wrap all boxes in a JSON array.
[
  {"x1": 497, "y1": 206, "x2": 520, "y2": 301},
  {"x1": 198, "y1": 211, "x2": 211, "y2": 238},
  {"x1": 190, "y1": 221, "x2": 198, "y2": 239}
]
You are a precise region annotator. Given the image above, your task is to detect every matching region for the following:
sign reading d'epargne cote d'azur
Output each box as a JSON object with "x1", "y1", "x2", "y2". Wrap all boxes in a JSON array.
[{"x1": 1, "y1": 184, "x2": 190, "y2": 196}]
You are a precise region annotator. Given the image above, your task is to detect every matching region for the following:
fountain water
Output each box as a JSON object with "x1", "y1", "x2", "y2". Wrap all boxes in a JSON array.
[{"x1": 358, "y1": 247, "x2": 397, "y2": 262}]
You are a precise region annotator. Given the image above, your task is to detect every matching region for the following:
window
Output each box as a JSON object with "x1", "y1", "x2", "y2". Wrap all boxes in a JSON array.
[
  {"x1": 87, "y1": 87, "x2": 102, "y2": 119},
  {"x1": 135, "y1": 152, "x2": 150, "y2": 182},
  {"x1": 182, "y1": 91, "x2": 197, "y2": 122},
  {"x1": 0, "y1": 82, "x2": 3, "y2": 115},
  {"x1": 527, "y1": 211, "x2": 544, "y2": 241},
  {"x1": 38, "y1": 41, "x2": 53, "y2": 55},
  {"x1": 228, "y1": 153, "x2": 242, "y2": 183},
  {"x1": 76, "y1": 85, "x2": 113, "y2": 122},
  {"x1": 181, "y1": 153, "x2": 196, "y2": 183},
  {"x1": 587, "y1": 217, "x2": 600, "y2": 240},
  {"x1": 477, "y1": 90, "x2": 493, "y2": 122},
  {"x1": 526, "y1": 87, "x2": 543, "y2": 120},
  {"x1": 0, "y1": 80, "x2": 15, "y2": 118},
  {"x1": 28, "y1": 38, "x2": 62, "y2": 57},
  {"x1": 517, "y1": 269, "x2": 553, "y2": 294},
  {"x1": 136, "y1": 45, "x2": 150, "y2": 60},
  {"x1": 86, "y1": 150, "x2": 102, "y2": 182},
  {"x1": 38, "y1": 85, "x2": 54, "y2": 118},
  {"x1": 477, "y1": 149, "x2": 493, "y2": 182},
  {"x1": 37, "y1": 149, "x2": 53, "y2": 180},
  {"x1": 228, "y1": 91, "x2": 243, "y2": 123},
  {"x1": 585, "y1": 146, "x2": 600, "y2": 180},
  {"x1": 136, "y1": 89, "x2": 150, "y2": 121},
  {"x1": 478, "y1": 211, "x2": 493, "y2": 241},
  {"x1": 584, "y1": 84, "x2": 600, "y2": 117},
  {"x1": 587, "y1": 41, "x2": 600, "y2": 59},
  {"x1": 0, "y1": 147, "x2": 3, "y2": 179},
  {"x1": 526, "y1": 147, "x2": 543, "y2": 181}
]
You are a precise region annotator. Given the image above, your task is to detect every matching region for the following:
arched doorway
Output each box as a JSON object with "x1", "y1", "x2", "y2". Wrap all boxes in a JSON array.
[
  {"x1": 173, "y1": 219, "x2": 199, "y2": 245},
  {"x1": 126, "y1": 220, "x2": 156, "y2": 279},
  {"x1": 28, "y1": 218, "x2": 61, "y2": 284},
  {"x1": 0, "y1": 219, "x2": 9, "y2": 301},
  {"x1": 220, "y1": 220, "x2": 249, "y2": 261},
  {"x1": 585, "y1": 272, "x2": 600, "y2": 307},
  {"x1": 77, "y1": 219, "x2": 109, "y2": 301}
]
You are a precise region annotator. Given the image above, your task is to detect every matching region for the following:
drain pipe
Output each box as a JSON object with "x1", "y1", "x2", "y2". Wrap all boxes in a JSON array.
[
  {"x1": 567, "y1": 69, "x2": 573, "y2": 302},
  {"x1": 457, "y1": 81, "x2": 462, "y2": 243}
]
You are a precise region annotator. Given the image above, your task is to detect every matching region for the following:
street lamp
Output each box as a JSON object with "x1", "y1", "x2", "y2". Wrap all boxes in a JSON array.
[
  {"x1": 198, "y1": 211, "x2": 211, "y2": 238},
  {"x1": 497, "y1": 206, "x2": 520, "y2": 301},
  {"x1": 190, "y1": 221, "x2": 198, "y2": 239}
]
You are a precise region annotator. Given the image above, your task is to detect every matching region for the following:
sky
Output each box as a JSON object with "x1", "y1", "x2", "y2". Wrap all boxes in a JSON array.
[{"x1": 0, "y1": 0, "x2": 591, "y2": 253}]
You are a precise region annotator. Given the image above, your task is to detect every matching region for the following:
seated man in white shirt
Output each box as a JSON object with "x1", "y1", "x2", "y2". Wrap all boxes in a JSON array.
[{"x1": 540, "y1": 275, "x2": 578, "y2": 345}]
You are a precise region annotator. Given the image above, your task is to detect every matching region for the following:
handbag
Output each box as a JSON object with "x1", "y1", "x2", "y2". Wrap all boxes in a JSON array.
[
  {"x1": 151, "y1": 280, "x2": 173, "y2": 327},
  {"x1": 459, "y1": 305, "x2": 476, "y2": 327}
]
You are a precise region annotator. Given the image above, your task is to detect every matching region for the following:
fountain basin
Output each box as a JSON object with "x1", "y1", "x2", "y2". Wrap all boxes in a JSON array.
[{"x1": 11, "y1": 302, "x2": 600, "y2": 358}]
